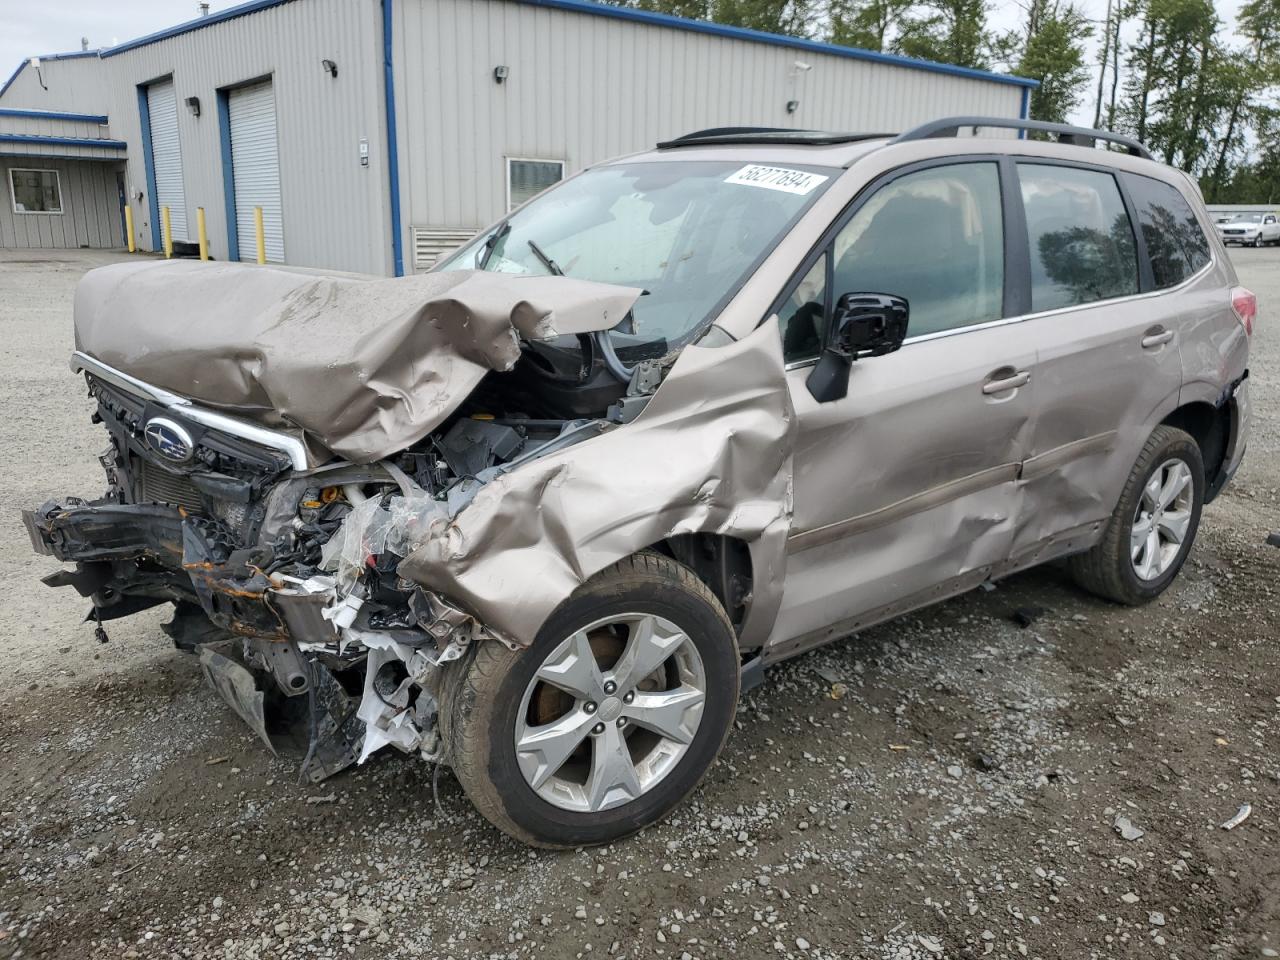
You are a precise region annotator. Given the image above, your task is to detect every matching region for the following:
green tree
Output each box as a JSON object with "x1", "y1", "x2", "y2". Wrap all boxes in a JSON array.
[
  {"x1": 633, "y1": 0, "x2": 714, "y2": 18},
  {"x1": 829, "y1": 0, "x2": 913, "y2": 50},
  {"x1": 1013, "y1": 1, "x2": 1093, "y2": 122},
  {"x1": 710, "y1": 0, "x2": 816, "y2": 34},
  {"x1": 893, "y1": 0, "x2": 993, "y2": 69},
  {"x1": 1119, "y1": 0, "x2": 1225, "y2": 169},
  {"x1": 1204, "y1": 0, "x2": 1280, "y2": 198}
]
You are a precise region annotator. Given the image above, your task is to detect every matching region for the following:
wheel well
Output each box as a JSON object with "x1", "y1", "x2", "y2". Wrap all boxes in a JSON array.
[
  {"x1": 650, "y1": 534, "x2": 754, "y2": 639},
  {"x1": 1160, "y1": 401, "x2": 1229, "y2": 492}
]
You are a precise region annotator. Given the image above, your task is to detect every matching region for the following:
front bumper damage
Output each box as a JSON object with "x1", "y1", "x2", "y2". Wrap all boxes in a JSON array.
[{"x1": 25, "y1": 497, "x2": 477, "y2": 782}]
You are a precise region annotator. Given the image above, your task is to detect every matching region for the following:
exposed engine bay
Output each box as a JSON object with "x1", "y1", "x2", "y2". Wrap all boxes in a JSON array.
[{"x1": 25, "y1": 261, "x2": 665, "y2": 782}]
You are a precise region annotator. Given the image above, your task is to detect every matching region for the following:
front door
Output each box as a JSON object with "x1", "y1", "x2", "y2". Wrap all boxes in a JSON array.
[{"x1": 768, "y1": 160, "x2": 1037, "y2": 657}]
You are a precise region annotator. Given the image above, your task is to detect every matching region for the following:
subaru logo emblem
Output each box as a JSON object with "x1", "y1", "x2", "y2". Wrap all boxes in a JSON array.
[{"x1": 143, "y1": 417, "x2": 195, "y2": 464}]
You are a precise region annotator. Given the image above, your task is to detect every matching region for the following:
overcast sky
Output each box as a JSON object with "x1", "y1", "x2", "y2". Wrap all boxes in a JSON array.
[{"x1": 1, "y1": 0, "x2": 1248, "y2": 125}]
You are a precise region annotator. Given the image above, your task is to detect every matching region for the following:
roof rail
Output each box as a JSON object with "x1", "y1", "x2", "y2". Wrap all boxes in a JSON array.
[
  {"x1": 659, "y1": 128, "x2": 895, "y2": 149},
  {"x1": 668, "y1": 126, "x2": 795, "y2": 141},
  {"x1": 893, "y1": 116, "x2": 1153, "y2": 160}
]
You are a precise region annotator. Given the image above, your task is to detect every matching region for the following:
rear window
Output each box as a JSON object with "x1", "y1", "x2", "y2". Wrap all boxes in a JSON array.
[
  {"x1": 1018, "y1": 164, "x2": 1138, "y2": 313},
  {"x1": 1123, "y1": 174, "x2": 1212, "y2": 289}
]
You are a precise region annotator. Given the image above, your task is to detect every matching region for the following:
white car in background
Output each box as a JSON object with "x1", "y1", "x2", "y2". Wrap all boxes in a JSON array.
[{"x1": 1217, "y1": 212, "x2": 1280, "y2": 246}]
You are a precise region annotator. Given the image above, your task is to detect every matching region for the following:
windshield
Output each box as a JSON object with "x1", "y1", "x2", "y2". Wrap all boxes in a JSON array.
[
  {"x1": 439, "y1": 160, "x2": 836, "y2": 345},
  {"x1": 1229, "y1": 213, "x2": 1263, "y2": 223}
]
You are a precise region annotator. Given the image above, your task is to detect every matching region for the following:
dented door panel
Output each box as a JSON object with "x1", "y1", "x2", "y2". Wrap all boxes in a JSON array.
[
  {"x1": 1012, "y1": 275, "x2": 1214, "y2": 559},
  {"x1": 770, "y1": 321, "x2": 1039, "y2": 647}
]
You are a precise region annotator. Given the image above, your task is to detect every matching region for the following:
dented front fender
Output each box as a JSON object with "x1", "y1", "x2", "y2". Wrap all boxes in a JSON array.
[{"x1": 397, "y1": 317, "x2": 796, "y2": 648}]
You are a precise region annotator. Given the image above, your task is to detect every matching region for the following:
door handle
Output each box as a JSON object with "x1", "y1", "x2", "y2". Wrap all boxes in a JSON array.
[
  {"x1": 982, "y1": 370, "x2": 1031, "y2": 395},
  {"x1": 1141, "y1": 329, "x2": 1175, "y2": 349}
]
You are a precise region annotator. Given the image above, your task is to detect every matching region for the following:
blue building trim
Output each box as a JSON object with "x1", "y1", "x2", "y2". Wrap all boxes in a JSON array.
[
  {"x1": 136, "y1": 85, "x2": 162, "y2": 250},
  {"x1": 0, "y1": 107, "x2": 109, "y2": 124},
  {"x1": 0, "y1": 50, "x2": 101, "y2": 100},
  {"x1": 1018, "y1": 86, "x2": 1030, "y2": 138},
  {"x1": 520, "y1": 0, "x2": 1037, "y2": 89},
  {"x1": 382, "y1": 0, "x2": 405, "y2": 277},
  {"x1": 103, "y1": 0, "x2": 297, "y2": 57},
  {"x1": 216, "y1": 89, "x2": 240, "y2": 261},
  {"x1": 0, "y1": 133, "x2": 125, "y2": 148}
]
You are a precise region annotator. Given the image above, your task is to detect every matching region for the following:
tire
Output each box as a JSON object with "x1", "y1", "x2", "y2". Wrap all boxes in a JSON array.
[
  {"x1": 441, "y1": 552, "x2": 740, "y2": 847},
  {"x1": 1069, "y1": 425, "x2": 1204, "y2": 605},
  {"x1": 1253, "y1": 234, "x2": 1264, "y2": 248}
]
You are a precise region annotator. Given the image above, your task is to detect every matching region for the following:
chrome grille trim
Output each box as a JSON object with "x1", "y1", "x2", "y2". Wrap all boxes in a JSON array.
[{"x1": 70, "y1": 351, "x2": 309, "y2": 470}]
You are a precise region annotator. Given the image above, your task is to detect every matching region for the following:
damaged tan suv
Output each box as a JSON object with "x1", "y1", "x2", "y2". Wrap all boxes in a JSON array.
[{"x1": 27, "y1": 117, "x2": 1253, "y2": 847}]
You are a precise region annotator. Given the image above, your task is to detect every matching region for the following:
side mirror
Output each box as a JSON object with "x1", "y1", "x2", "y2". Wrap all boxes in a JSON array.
[{"x1": 805, "y1": 293, "x2": 909, "y2": 403}]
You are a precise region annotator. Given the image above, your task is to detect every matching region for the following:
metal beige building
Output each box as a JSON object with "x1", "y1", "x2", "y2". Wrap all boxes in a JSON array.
[{"x1": 0, "y1": 0, "x2": 1035, "y2": 275}]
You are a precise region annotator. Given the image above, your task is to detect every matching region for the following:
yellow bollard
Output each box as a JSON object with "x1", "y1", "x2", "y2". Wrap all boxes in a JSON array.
[
  {"x1": 196, "y1": 207, "x2": 209, "y2": 261},
  {"x1": 161, "y1": 205, "x2": 173, "y2": 258},
  {"x1": 124, "y1": 205, "x2": 136, "y2": 253},
  {"x1": 253, "y1": 206, "x2": 266, "y2": 264}
]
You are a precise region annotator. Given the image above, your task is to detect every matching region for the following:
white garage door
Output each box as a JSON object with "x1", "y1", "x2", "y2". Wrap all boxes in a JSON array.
[
  {"x1": 228, "y1": 80, "x2": 284, "y2": 263},
  {"x1": 146, "y1": 79, "x2": 188, "y2": 243}
]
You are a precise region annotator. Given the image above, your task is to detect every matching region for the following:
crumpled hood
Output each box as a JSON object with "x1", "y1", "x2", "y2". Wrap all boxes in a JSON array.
[{"x1": 73, "y1": 260, "x2": 642, "y2": 464}]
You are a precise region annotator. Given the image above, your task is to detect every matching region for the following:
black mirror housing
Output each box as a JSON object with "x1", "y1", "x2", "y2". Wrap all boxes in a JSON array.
[{"x1": 806, "y1": 293, "x2": 909, "y2": 403}]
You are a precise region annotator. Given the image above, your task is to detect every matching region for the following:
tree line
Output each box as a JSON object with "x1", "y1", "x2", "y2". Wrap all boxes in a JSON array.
[{"x1": 613, "y1": 0, "x2": 1280, "y2": 203}]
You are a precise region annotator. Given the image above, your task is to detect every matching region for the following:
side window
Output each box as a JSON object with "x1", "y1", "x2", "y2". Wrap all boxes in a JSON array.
[
  {"x1": 831, "y1": 163, "x2": 1004, "y2": 338},
  {"x1": 1123, "y1": 174, "x2": 1211, "y2": 288},
  {"x1": 778, "y1": 254, "x2": 827, "y2": 362},
  {"x1": 1018, "y1": 164, "x2": 1137, "y2": 312}
]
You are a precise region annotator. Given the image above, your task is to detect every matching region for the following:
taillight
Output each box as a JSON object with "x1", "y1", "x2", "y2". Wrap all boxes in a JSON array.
[{"x1": 1232, "y1": 286, "x2": 1256, "y2": 336}]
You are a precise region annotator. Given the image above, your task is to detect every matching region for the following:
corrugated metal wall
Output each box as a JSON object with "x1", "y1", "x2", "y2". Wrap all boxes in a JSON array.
[
  {"x1": 0, "y1": 1, "x2": 390, "y2": 270},
  {"x1": 93, "y1": 0, "x2": 390, "y2": 272},
  {"x1": 1, "y1": 0, "x2": 1027, "y2": 273},
  {"x1": 392, "y1": 0, "x2": 1026, "y2": 265},
  {"x1": 1, "y1": 57, "x2": 112, "y2": 115},
  {"x1": 0, "y1": 158, "x2": 124, "y2": 248}
]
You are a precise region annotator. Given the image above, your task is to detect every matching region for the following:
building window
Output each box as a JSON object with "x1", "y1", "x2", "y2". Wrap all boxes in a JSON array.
[
  {"x1": 8, "y1": 168, "x2": 63, "y2": 214},
  {"x1": 507, "y1": 158, "x2": 564, "y2": 211}
]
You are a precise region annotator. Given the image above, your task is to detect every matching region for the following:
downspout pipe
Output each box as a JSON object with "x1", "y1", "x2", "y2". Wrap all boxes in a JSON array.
[{"x1": 381, "y1": 0, "x2": 405, "y2": 277}]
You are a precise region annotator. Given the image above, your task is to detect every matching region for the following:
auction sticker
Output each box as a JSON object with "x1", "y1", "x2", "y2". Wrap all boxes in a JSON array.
[{"x1": 725, "y1": 164, "x2": 828, "y2": 195}]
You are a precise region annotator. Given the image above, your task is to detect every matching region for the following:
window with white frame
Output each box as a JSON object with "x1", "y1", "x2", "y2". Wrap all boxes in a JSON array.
[
  {"x1": 8, "y1": 168, "x2": 63, "y2": 214},
  {"x1": 507, "y1": 158, "x2": 564, "y2": 211}
]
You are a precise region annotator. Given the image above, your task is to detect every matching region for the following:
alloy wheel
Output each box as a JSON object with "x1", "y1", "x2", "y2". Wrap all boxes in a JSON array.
[
  {"x1": 514, "y1": 613, "x2": 707, "y2": 813},
  {"x1": 1130, "y1": 458, "x2": 1194, "y2": 581}
]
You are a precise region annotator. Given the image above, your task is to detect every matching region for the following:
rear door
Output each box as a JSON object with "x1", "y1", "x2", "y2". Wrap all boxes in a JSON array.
[
  {"x1": 768, "y1": 160, "x2": 1039, "y2": 657},
  {"x1": 1010, "y1": 163, "x2": 1190, "y2": 559}
]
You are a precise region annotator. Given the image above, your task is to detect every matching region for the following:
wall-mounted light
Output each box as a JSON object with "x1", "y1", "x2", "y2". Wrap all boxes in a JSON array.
[
  {"x1": 30, "y1": 57, "x2": 48, "y2": 91},
  {"x1": 185, "y1": 96, "x2": 201, "y2": 117},
  {"x1": 493, "y1": 65, "x2": 509, "y2": 85},
  {"x1": 786, "y1": 100, "x2": 799, "y2": 114},
  {"x1": 322, "y1": 58, "x2": 339, "y2": 79}
]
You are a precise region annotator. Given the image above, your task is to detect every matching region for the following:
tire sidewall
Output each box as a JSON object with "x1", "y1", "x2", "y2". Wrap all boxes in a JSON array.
[
  {"x1": 480, "y1": 575, "x2": 739, "y2": 846},
  {"x1": 1117, "y1": 436, "x2": 1205, "y2": 600}
]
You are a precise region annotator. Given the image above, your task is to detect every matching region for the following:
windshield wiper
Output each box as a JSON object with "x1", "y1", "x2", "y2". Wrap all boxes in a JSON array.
[
  {"x1": 477, "y1": 221, "x2": 511, "y2": 270},
  {"x1": 527, "y1": 239, "x2": 563, "y2": 277}
]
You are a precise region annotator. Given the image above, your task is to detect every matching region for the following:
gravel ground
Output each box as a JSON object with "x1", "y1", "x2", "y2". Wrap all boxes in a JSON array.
[{"x1": 1, "y1": 247, "x2": 1278, "y2": 960}]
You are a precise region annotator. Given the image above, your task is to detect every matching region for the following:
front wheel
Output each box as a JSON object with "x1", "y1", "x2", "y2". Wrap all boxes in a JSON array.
[
  {"x1": 1069, "y1": 425, "x2": 1204, "y2": 605},
  {"x1": 441, "y1": 552, "x2": 740, "y2": 847}
]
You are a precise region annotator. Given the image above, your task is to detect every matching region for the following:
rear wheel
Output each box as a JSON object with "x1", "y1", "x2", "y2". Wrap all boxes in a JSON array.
[
  {"x1": 442, "y1": 552, "x2": 740, "y2": 847},
  {"x1": 1069, "y1": 425, "x2": 1204, "y2": 605}
]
